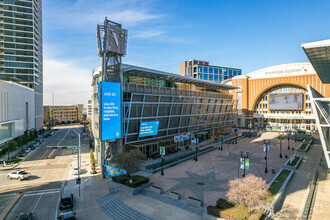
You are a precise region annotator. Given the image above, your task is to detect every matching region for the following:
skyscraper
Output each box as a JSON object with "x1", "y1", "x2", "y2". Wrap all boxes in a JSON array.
[{"x1": 0, "y1": 0, "x2": 43, "y2": 128}]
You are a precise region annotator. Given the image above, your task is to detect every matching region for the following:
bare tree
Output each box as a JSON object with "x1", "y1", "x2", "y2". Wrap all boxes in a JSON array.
[
  {"x1": 226, "y1": 174, "x2": 270, "y2": 213},
  {"x1": 267, "y1": 205, "x2": 298, "y2": 220},
  {"x1": 110, "y1": 150, "x2": 145, "y2": 177}
]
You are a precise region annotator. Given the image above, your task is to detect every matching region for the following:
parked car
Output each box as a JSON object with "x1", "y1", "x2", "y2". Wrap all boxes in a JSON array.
[
  {"x1": 25, "y1": 148, "x2": 31, "y2": 153},
  {"x1": 59, "y1": 193, "x2": 74, "y2": 210},
  {"x1": 57, "y1": 211, "x2": 76, "y2": 220},
  {"x1": 16, "y1": 212, "x2": 33, "y2": 220},
  {"x1": 17, "y1": 152, "x2": 27, "y2": 158},
  {"x1": 72, "y1": 167, "x2": 80, "y2": 175},
  {"x1": 7, "y1": 170, "x2": 31, "y2": 181},
  {"x1": 37, "y1": 139, "x2": 44, "y2": 144},
  {"x1": 50, "y1": 131, "x2": 55, "y2": 135},
  {"x1": 33, "y1": 142, "x2": 39, "y2": 148},
  {"x1": 71, "y1": 134, "x2": 76, "y2": 138}
]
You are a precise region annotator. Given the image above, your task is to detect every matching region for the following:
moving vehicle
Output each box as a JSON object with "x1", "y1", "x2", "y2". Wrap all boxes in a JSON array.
[
  {"x1": 59, "y1": 193, "x2": 74, "y2": 210},
  {"x1": 7, "y1": 170, "x2": 31, "y2": 181},
  {"x1": 57, "y1": 211, "x2": 76, "y2": 220},
  {"x1": 71, "y1": 134, "x2": 76, "y2": 138},
  {"x1": 72, "y1": 167, "x2": 80, "y2": 175},
  {"x1": 16, "y1": 212, "x2": 33, "y2": 220}
]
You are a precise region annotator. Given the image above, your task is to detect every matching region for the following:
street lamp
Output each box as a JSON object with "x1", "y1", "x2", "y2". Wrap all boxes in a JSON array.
[
  {"x1": 248, "y1": 122, "x2": 252, "y2": 138},
  {"x1": 195, "y1": 133, "x2": 198, "y2": 161},
  {"x1": 278, "y1": 133, "x2": 283, "y2": 158},
  {"x1": 264, "y1": 140, "x2": 270, "y2": 173},
  {"x1": 287, "y1": 130, "x2": 290, "y2": 150},
  {"x1": 234, "y1": 126, "x2": 238, "y2": 144},
  {"x1": 240, "y1": 151, "x2": 249, "y2": 178},
  {"x1": 219, "y1": 130, "x2": 223, "y2": 151},
  {"x1": 160, "y1": 146, "x2": 165, "y2": 176}
]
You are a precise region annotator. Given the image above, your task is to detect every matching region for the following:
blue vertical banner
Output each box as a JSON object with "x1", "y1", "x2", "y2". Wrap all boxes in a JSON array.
[{"x1": 99, "y1": 81, "x2": 121, "y2": 141}]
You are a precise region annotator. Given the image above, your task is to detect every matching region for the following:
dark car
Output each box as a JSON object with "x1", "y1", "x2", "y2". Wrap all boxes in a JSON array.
[
  {"x1": 57, "y1": 211, "x2": 76, "y2": 220},
  {"x1": 59, "y1": 193, "x2": 74, "y2": 210},
  {"x1": 294, "y1": 129, "x2": 306, "y2": 134},
  {"x1": 17, "y1": 212, "x2": 33, "y2": 220},
  {"x1": 71, "y1": 134, "x2": 76, "y2": 138}
]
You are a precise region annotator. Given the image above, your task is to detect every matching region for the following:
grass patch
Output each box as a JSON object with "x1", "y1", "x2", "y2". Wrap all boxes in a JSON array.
[
  {"x1": 267, "y1": 169, "x2": 291, "y2": 202},
  {"x1": 149, "y1": 146, "x2": 213, "y2": 169},
  {"x1": 288, "y1": 156, "x2": 300, "y2": 166},
  {"x1": 299, "y1": 143, "x2": 309, "y2": 150}
]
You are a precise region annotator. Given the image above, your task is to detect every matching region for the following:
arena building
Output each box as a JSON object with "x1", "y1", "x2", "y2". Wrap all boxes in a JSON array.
[{"x1": 228, "y1": 62, "x2": 330, "y2": 132}]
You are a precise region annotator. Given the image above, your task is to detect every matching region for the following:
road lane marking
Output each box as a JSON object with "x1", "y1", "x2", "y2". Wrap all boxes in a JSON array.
[
  {"x1": 24, "y1": 188, "x2": 60, "y2": 195},
  {"x1": 32, "y1": 194, "x2": 42, "y2": 213},
  {"x1": 0, "y1": 193, "x2": 16, "y2": 198},
  {"x1": 24, "y1": 191, "x2": 59, "y2": 197},
  {"x1": 57, "y1": 129, "x2": 71, "y2": 147}
]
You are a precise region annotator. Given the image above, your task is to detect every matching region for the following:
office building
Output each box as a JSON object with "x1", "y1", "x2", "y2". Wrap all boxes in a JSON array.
[
  {"x1": 43, "y1": 104, "x2": 84, "y2": 125},
  {"x1": 87, "y1": 100, "x2": 92, "y2": 119},
  {"x1": 0, "y1": 0, "x2": 43, "y2": 145},
  {"x1": 91, "y1": 64, "x2": 237, "y2": 164},
  {"x1": 180, "y1": 60, "x2": 241, "y2": 82}
]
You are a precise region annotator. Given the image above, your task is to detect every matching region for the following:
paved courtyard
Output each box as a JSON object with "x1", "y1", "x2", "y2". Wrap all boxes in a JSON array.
[{"x1": 147, "y1": 132, "x2": 301, "y2": 207}]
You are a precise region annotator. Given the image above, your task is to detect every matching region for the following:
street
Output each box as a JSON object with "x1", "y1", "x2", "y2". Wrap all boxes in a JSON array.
[{"x1": 0, "y1": 125, "x2": 85, "y2": 220}]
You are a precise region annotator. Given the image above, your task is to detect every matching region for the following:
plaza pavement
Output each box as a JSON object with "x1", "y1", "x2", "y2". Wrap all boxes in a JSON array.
[{"x1": 146, "y1": 132, "x2": 300, "y2": 208}]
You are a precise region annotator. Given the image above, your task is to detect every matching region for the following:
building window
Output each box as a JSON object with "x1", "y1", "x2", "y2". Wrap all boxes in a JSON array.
[
  {"x1": 214, "y1": 68, "x2": 218, "y2": 74},
  {"x1": 203, "y1": 67, "x2": 208, "y2": 73},
  {"x1": 209, "y1": 74, "x2": 213, "y2": 80},
  {"x1": 199, "y1": 66, "x2": 203, "y2": 73},
  {"x1": 209, "y1": 68, "x2": 213, "y2": 73},
  {"x1": 203, "y1": 74, "x2": 208, "y2": 80}
]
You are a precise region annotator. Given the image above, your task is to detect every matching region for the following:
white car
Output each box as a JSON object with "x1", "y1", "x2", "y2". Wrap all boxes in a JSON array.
[
  {"x1": 25, "y1": 148, "x2": 31, "y2": 153},
  {"x1": 7, "y1": 170, "x2": 31, "y2": 181},
  {"x1": 72, "y1": 167, "x2": 80, "y2": 175},
  {"x1": 50, "y1": 131, "x2": 55, "y2": 135}
]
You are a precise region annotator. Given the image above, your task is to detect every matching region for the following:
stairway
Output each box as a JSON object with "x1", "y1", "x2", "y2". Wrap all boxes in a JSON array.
[{"x1": 97, "y1": 193, "x2": 156, "y2": 220}]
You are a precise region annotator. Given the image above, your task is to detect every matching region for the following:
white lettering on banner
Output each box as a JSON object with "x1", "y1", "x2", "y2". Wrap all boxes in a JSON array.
[
  {"x1": 265, "y1": 68, "x2": 302, "y2": 75},
  {"x1": 253, "y1": 114, "x2": 315, "y2": 120}
]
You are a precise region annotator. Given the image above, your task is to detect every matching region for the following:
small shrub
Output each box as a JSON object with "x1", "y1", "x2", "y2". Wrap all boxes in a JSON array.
[
  {"x1": 249, "y1": 210, "x2": 263, "y2": 220},
  {"x1": 207, "y1": 206, "x2": 221, "y2": 217},
  {"x1": 125, "y1": 175, "x2": 149, "y2": 188},
  {"x1": 112, "y1": 175, "x2": 128, "y2": 184},
  {"x1": 216, "y1": 198, "x2": 234, "y2": 209}
]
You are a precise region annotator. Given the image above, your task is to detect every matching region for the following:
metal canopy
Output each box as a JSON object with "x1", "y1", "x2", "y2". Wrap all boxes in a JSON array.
[
  {"x1": 122, "y1": 64, "x2": 237, "y2": 90},
  {"x1": 302, "y1": 39, "x2": 330, "y2": 84}
]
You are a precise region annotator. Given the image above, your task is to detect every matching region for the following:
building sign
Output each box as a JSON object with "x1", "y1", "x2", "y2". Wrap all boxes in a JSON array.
[
  {"x1": 174, "y1": 133, "x2": 190, "y2": 143},
  {"x1": 254, "y1": 113, "x2": 315, "y2": 120},
  {"x1": 269, "y1": 93, "x2": 303, "y2": 110},
  {"x1": 99, "y1": 81, "x2": 121, "y2": 141},
  {"x1": 263, "y1": 144, "x2": 270, "y2": 152},
  {"x1": 138, "y1": 121, "x2": 159, "y2": 138},
  {"x1": 104, "y1": 165, "x2": 126, "y2": 180},
  {"x1": 159, "y1": 146, "x2": 165, "y2": 156}
]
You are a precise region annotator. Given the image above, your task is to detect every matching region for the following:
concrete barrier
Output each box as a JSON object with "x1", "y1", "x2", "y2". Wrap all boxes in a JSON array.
[{"x1": 187, "y1": 196, "x2": 203, "y2": 207}]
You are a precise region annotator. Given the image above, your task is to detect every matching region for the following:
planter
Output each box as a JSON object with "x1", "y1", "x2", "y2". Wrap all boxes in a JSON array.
[
  {"x1": 109, "y1": 180, "x2": 152, "y2": 195},
  {"x1": 187, "y1": 196, "x2": 203, "y2": 207},
  {"x1": 267, "y1": 168, "x2": 295, "y2": 213},
  {"x1": 150, "y1": 185, "x2": 163, "y2": 194},
  {"x1": 297, "y1": 139, "x2": 313, "y2": 152},
  {"x1": 284, "y1": 156, "x2": 302, "y2": 170},
  {"x1": 169, "y1": 191, "x2": 180, "y2": 200}
]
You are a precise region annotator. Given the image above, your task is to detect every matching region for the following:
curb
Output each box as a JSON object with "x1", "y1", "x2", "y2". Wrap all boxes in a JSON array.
[{"x1": 0, "y1": 192, "x2": 23, "y2": 219}]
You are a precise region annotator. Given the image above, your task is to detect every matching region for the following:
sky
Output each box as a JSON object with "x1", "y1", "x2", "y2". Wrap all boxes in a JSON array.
[{"x1": 43, "y1": 0, "x2": 330, "y2": 106}]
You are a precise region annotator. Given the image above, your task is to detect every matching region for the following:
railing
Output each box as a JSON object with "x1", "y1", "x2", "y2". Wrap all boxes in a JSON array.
[{"x1": 301, "y1": 168, "x2": 319, "y2": 220}]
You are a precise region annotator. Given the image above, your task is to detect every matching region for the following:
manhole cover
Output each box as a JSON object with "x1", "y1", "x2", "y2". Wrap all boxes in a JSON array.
[{"x1": 196, "y1": 182, "x2": 205, "y2": 185}]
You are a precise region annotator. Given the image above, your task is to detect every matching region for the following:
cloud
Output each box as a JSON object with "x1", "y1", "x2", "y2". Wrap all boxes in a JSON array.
[
  {"x1": 45, "y1": 0, "x2": 165, "y2": 31},
  {"x1": 132, "y1": 30, "x2": 166, "y2": 39},
  {"x1": 43, "y1": 58, "x2": 92, "y2": 106}
]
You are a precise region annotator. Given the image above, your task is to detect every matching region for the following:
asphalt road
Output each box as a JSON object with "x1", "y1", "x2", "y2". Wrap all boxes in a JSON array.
[{"x1": 0, "y1": 125, "x2": 85, "y2": 220}]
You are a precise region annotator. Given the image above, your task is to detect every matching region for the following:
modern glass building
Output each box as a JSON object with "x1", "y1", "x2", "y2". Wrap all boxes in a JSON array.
[
  {"x1": 180, "y1": 60, "x2": 241, "y2": 82},
  {"x1": 0, "y1": 0, "x2": 43, "y2": 128},
  {"x1": 91, "y1": 64, "x2": 237, "y2": 163}
]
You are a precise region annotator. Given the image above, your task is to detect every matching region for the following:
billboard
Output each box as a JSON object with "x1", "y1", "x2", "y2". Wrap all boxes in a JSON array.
[
  {"x1": 139, "y1": 121, "x2": 159, "y2": 138},
  {"x1": 269, "y1": 93, "x2": 303, "y2": 110},
  {"x1": 99, "y1": 81, "x2": 121, "y2": 141}
]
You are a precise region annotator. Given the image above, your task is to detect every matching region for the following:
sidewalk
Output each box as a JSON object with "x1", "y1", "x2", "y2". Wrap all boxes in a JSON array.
[{"x1": 277, "y1": 137, "x2": 323, "y2": 218}]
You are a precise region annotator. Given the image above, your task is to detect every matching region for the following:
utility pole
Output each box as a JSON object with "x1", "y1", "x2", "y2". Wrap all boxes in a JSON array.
[
  {"x1": 287, "y1": 130, "x2": 291, "y2": 150},
  {"x1": 264, "y1": 140, "x2": 269, "y2": 173},
  {"x1": 78, "y1": 133, "x2": 81, "y2": 196},
  {"x1": 195, "y1": 136, "x2": 198, "y2": 161}
]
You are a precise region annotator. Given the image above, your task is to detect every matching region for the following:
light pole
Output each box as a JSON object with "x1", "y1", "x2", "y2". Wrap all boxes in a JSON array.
[
  {"x1": 72, "y1": 129, "x2": 81, "y2": 196},
  {"x1": 195, "y1": 137, "x2": 198, "y2": 161},
  {"x1": 279, "y1": 133, "x2": 283, "y2": 158},
  {"x1": 160, "y1": 146, "x2": 164, "y2": 176},
  {"x1": 287, "y1": 130, "x2": 290, "y2": 150},
  {"x1": 234, "y1": 126, "x2": 238, "y2": 144},
  {"x1": 240, "y1": 151, "x2": 249, "y2": 178},
  {"x1": 219, "y1": 130, "x2": 223, "y2": 151},
  {"x1": 248, "y1": 122, "x2": 252, "y2": 138},
  {"x1": 264, "y1": 140, "x2": 270, "y2": 173}
]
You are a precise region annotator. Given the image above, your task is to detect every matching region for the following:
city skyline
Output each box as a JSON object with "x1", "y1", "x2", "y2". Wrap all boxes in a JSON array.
[{"x1": 43, "y1": 0, "x2": 330, "y2": 105}]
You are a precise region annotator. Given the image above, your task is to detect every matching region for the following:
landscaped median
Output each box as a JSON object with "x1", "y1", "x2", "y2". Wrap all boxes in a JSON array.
[
  {"x1": 284, "y1": 155, "x2": 302, "y2": 170},
  {"x1": 110, "y1": 175, "x2": 152, "y2": 195},
  {"x1": 297, "y1": 138, "x2": 314, "y2": 152},
  {"x1": 266, "y1": 168, "x2": 295, "y2": 212}
]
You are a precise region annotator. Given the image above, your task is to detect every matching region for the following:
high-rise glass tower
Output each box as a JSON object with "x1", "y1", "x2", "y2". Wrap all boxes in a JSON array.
[{"x1": 0, "y1": 0, "x2": 43, "y2": 127}]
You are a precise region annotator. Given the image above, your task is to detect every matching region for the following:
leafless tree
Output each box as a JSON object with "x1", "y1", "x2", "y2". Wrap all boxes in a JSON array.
[
  {"x1": 226, "y1": 174, "x2": 270, "y2": 213},
  {"x1": 267, "y1": 205, "x2": 298, "y2": 220},
  {"x1": 110, "y1": 150, "x2": 145, "y2": 177}
]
